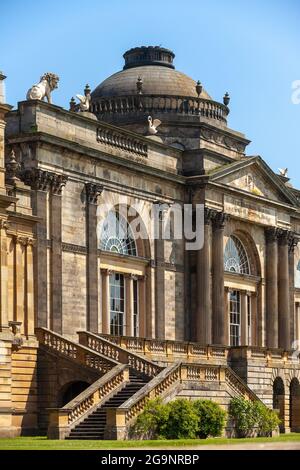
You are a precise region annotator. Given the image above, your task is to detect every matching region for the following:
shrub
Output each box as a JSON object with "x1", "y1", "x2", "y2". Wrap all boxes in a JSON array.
[
  {"x1": 229, "y1": 397, "x2": 280, "y2": 437},
  {"x1": 229, "y1": 397, "x2": 257, "y2": 437},
  {"x1": 130, "y1": 398, "x2": 169, "y2": 439},
  {"x1": 159, "y1": 399, "x2": 199, "y2": 439},
  {"x1": 252, "y1": 401, "x2": 281, "y2": 436},
  {"x1": 193, "y1": 400, "x2": 227, "y2": 438}
]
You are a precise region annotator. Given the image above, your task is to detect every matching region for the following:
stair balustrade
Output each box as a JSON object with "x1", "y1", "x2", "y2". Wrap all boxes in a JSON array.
[
  {"x1": 36, "y1": 328, "x2": 119, "y2": 374},
  {"x1": 78, "y1": 331, "x2": 162, "y2": 378}
]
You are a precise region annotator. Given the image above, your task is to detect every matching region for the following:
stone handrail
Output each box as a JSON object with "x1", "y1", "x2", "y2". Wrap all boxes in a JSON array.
[
  {"x1": 36, "y1": 327, "x2": 119, "y2": 375},
  {"x1": 224, "y1": 366, "x2": 259, "y2": 401},
  {"x1": 47, "y1": 364, "x2": 129, "y2": 439},
  {"x1": 99, "y1": 333, "x2": 228, "y2": 362},
  {"x1": 91, "y1": 94, "x2": 229, "y2": 123},
  {"x1": 78, "y1": 331, "x2": 162, "y2": 378}
]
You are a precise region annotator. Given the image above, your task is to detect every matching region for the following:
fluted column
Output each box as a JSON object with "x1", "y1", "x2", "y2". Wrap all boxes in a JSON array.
[
  {"x1": 265, "y1": 228, "x2": 279, "y2": 348},
  {"x1": 85, "y1": 183, "x2": 103, "y2": 333},
  {"x1": 195, "y1": 208, "x2": 212, "y2": 343},
  {"x1": 101, "y1": 269, "x2": 110, "y2": 334},
  {"x1": 240, "y1": 291, "x2": 248, "y2": 346},
  {"x1": 125, "y1": 274, "x2": 134, "y2": 336},
  {"x1": 278, "y1": 230, "x2": 290, "y2": 350},
  {"x1": 212, "y1": 212, "x2": 228, "y2": 345},
  {"x1": 138, "y1": 276, "x2": 146, "y2": 337},
  {"x1": 289, "y1": 235, "x2": 297, "y2": 344}
]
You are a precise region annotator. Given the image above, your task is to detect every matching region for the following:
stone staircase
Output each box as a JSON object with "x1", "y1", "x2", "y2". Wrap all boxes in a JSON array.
[
  {"x1": 67, "y1": 371, "x2": 149, "y2": 440},
  {"x1": 37, "y1": 328, "x2": 261, "y2": 440}
]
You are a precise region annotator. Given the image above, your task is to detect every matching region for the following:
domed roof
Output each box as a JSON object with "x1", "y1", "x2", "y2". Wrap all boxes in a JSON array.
[{"x1": 91, "y1": 46, "x2": 212, "y2": 100}]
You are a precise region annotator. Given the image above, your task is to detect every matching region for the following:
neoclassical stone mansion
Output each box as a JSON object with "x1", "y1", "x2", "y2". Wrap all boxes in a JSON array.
[{"x1": 0, "y1": 46, "x2": 300, "y2": 439}]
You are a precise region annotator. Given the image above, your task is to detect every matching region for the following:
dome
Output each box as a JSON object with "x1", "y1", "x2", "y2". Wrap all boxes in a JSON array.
[
  {"x1": 90, "y1": 46, "x2": 228, "y2": 127},
  {"x1": 91, "y1": 46, "x2": 212, "y2": 100}
]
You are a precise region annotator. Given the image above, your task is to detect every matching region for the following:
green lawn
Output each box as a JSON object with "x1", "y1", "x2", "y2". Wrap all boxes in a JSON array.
[{"x1": 0, "y1": 434, "x2": 300, "y2": 450}]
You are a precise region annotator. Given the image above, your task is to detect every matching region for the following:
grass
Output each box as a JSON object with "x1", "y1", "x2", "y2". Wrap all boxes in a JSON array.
[{"x1": 0, "y1": 434, "x2": 300, "y2": 450}]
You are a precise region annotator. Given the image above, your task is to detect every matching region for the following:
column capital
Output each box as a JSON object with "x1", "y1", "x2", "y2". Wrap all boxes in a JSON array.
[
  {"x1": 265, "y1": 227, "x2": 279, "y2": 243},
  {"x1": 288, "y1": 233, "x2": 299, "y2": 253},
  {"x1": 85, "y1": 182, "x2": 104, "y2": 204},
  {"x1": 22, "y1": 168, "x2": 68, "y2": 194},
  {"x1": 277, "y1": 229, "x2": 292, "y2": 246},
  {"x1": 204, "y1": 207, "x2": 216, "y2": 225},
  {"x1": 51, "y1": 174, "x2": 68, "y2": 195},
  {"x1": 212, "y1": 211, "x2": 229, "y2": 230}
]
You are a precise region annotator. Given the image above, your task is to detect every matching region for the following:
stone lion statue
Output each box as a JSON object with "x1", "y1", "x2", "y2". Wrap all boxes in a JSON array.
[{"x1": 26, "y1": 72, "x2": 59, "y2": 103}]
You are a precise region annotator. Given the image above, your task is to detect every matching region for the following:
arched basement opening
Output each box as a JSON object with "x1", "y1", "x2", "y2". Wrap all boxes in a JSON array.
[
  {"x1": 60, "y1": 381, "x2": 90, "y2": 407},
  {"x1": 290, "y1": 378, "x2": 300, "y2": 432},
  {"x1": 273, "y1": 377, "x2": 285, "y2": 433}
]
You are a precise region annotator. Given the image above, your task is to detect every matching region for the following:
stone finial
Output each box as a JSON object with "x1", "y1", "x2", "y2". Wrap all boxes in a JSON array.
[
  {"x1": 26, "y1": 72, "x2": 59, "y2": 104},
  {"x1": 223, "y1": 92, "x2": 230, "y2": 106},
  {"x1": 84, "y1": 84, "x2": 91, "y2": 96},
  {"x1": 136, "y1": 76, "x2": 143, "y2": 95},
  {"x1": 6, "y1": 149, "x2": 21, "y2": 184},
  {"x1": 69, "y1": 97, "x2": 76, "y2": 112},
  {"x1": 196, "y1": 80, "x2": 203, "y2": 97}
]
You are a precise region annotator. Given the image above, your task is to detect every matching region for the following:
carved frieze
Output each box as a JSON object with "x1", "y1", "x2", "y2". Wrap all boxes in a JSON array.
[{"x1": 200, "y1": 128, "x2": 247, "y2": 154}]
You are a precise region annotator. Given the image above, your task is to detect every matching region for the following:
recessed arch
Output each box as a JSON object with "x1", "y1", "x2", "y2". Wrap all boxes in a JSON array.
[
  {"x1": 273, "y1": 377, "x2": 285, "y2": 433},
  {"x1": 290, "y1": 378, "x2": 300, "y2": 431},
  {"x1": 59, "y1": 381, "x2": 90, "y2": 407},
  {"x1": 224, "y1": 235, "x2": 250, "y2": 274}
]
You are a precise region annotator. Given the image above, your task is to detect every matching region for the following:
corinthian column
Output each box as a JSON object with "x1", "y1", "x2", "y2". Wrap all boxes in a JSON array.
[
  {"x1": 85, "y1": 183, "x2": 103, "y2": 333},
  {"x1": 195, "y1": 208, "x2": 212, "y2": 343},
  {"x1": 278, "y1": 230, "x2": 290, "y2": 350},
  {"x1": 265, "y1": 228, "x2": 279, "y2": 348},
  {"x1": 212, "y1": 212, "x2": 228, "y2": 345}
]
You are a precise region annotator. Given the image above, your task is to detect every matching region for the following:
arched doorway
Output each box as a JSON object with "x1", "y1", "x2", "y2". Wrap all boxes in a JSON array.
[
  {"x1": 60, "y1": 381, "x2": 90, "y2": 407},
  {"x1": 273, "y1": 377, "x2": 285, "y2": 433},
  {"x1": 290, "y1": 378, "x2": 300, "y2": 432}
]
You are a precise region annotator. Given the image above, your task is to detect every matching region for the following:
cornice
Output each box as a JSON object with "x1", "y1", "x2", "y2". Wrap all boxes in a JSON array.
[{"x1": 7, "y1": 132, "x2": 186, "y2": 186}]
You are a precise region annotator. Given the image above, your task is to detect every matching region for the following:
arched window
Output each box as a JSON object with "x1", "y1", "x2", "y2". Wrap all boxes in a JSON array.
[
  {"x1": 224, "y1": 235, "x2": 250, "y2": 275},
  {"x1": 100, "y1": 210, "x2": 137, "y2": 256}
]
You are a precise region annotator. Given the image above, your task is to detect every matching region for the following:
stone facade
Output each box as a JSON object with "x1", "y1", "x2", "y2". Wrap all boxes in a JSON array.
[{"x1": 1, "y1": 46, "x2": 300, "y2": 437}]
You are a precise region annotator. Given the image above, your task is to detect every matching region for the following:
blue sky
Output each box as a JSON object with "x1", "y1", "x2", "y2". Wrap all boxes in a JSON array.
[{"x1": 1, "y1": 0, "x2": 300, "y2": 186}]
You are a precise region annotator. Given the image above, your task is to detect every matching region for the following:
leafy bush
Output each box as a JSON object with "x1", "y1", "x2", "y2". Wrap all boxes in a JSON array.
[
  {"x1": 160, "y1": 399, "x2": 199, "y2": 439},
  {"x1": 229, "y1": 397, "x2": 280, "y2": 437},
  {"x1": 193, "y1": 400, "x2": 227, "y2": 438},
  {"x1": 130, "y1": 398, "x2": 169, "y2": 439},
  {"x1": 252, "y1": 401, "x2": 281, "y2": 436}
]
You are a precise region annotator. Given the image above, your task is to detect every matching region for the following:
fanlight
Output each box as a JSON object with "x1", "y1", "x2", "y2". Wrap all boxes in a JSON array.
[
  {"x1": 100, "y1": 210, "x2": 137, "y2": 256},
  {"x1": 224, "y1": 235, "x2": 250, "y2": 275}
]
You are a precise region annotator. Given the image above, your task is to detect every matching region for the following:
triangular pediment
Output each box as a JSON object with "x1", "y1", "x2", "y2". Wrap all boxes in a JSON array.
[{"x1": 209, "y1": 157, "x2": 297, "y2": 206}]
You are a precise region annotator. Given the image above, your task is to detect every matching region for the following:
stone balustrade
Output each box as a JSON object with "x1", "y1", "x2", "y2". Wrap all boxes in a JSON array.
[
  {"x1": 47, "y1": 364, "x2": 129, "y2": 439},
  {"x1": 98, "y1": 333, "x2": 228, "y2": 363},
  {"x1": 229, "y1": 345, "x2": 300, "y2": 365},
  {"x1": 91, "y1": 94, "x2": 229, "y2": 123},
  {"x1": 36, "y1": 328, "x2": 119, "y2": 375},
  {"x1": 78, "y1": 331, "x2": 162, "y2": 378}
]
